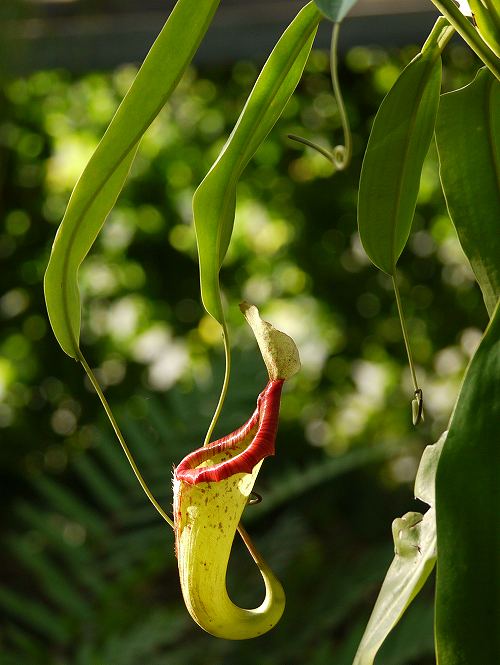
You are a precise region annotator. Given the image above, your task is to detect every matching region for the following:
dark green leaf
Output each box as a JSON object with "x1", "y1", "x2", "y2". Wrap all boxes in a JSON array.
[
  {"x1": 35, "y1": 476, "x2": 108, "y2": 537},
  {"x1": 358, "y1": 46, "x2": 442, "y2": 275},
  {"x1": 14, "y1": 502, "x2": 102, "y2": 593},
  {"x1": 0, "y1": 588, "x2": 69, "y2": 642},
  {"x1": 436, "y1": 68, "x2": 500, "y2": 316},
  {"x1": 193, "y1": 2, "x2": 321, "y2": 323},
  {"x1": 7, "y1": 537, "x2": 90, "y2": 618},
  {"x1": 250, "y1": 443, "x2": 397, "y2": 521},
  {"x1": 435, "y1": 301, "x2": 500, "y2": 664},
  {"x1": 73, "y1": 454, "x2": 123, "y2": 512}
]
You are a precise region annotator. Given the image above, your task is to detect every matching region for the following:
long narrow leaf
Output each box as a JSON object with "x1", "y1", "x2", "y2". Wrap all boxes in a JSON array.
[
  {"x1": 34, "y1": 476, "x2": 108, "y2": 537},
  {"x1": 0, "y1": 587, "x2": 69, "y2": 643},
  {"x1": 435, "y1": 301, "x2": 500, "y2": 664},
  {"x1": 250, "y1": 443, "x2": 397, "y2": 521},
  {"x1": 15, "y1": 502, "x2": 102, "y2": 593},
  {"x1": 468, "y1": 0, "x2": 500, "y2": 58},
  {"x1": 436, "y1": 68, "x2": 500, "y2": 316},
  {"x1": 73, "y1": 453, "x2": 123, "y2": 512},
  {"x1": 44, "y1": 0, "x2": 220, "y2": 358},
  {"x1": 352, "y1": 432, "x2": 446, "y2": 665},
  {"x1": 7, "y1": 537, "x2": 90, "y2": 618},
  {"x1": 358, "y1": 38, "x2": 442, "y2": 275},
  {"x1": 193, "y1": 2, "x2": 321, "y2": 323}
]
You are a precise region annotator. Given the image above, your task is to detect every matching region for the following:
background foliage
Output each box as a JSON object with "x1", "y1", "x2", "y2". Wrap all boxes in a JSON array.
[{"x1": 0, "y1": 35, "x2": 486, "y2": 663}]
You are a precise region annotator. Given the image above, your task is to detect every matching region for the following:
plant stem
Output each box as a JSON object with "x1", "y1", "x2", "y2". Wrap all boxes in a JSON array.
[
  {"x1": 287, "y1": 133, "x2": 335, "y2": 161},
  {"x1": 330, "y1": 22, "x2": 352, "y2": 169},
  {"x1": 392, "y1": 274, "x2": 419, "y2": 394},
  {"x1": 78, "y1": 351, "x2": 174, "y2": 529},
  {"x1": 429, "y1": 0, "x2": 500, "y2": 80},
  {"x1": 238, "y1": 523, "x2": 265, "y2": 568},
  {"x1": 288, "y1": 22, "x2": 352, "y2": 169},
  {"x1": 203, "y1": 323, "x2": 231, "y2": 446}
]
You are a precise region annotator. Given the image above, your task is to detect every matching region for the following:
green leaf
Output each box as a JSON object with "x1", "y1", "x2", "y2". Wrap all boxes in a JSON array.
[
  {"x1": 358, "y1": 45, "x2": 442, "y2": 275},
  {"x1": 0, "y1": 588, "x2": 69, "y2": 643},
  {"x1": 436, "y1": 68, "x2": 500, "y2": 316},
  {"x1": 44, "y1": 0, "x2": 220, "y2": 358},
  {"x1": 193, "y1": 2, "x2": 321, "y2": 323},
  {"x1": 313, "y1": 0, "x2": 358, "y2": 23},
  {"x1": 45, "y1": 152, "x2": 136, "y2": 358},
  {"x1": 352, "y1": 432, "x2": 446, "y2": 665},
  {"x1": 34, "y1": 476, "x2": 108, "y2": 537},
  {"x1": 6, "y1": 537, "x2": 90, "y2": 618},
  {"x1": 435, "y1": 301, "x2": 500, "y2": 664}
]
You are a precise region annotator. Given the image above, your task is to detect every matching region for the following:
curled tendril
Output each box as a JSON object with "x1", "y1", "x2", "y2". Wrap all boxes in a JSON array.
[{"x1": 288, "y1": 22, "x2": 352, "y2": 171}]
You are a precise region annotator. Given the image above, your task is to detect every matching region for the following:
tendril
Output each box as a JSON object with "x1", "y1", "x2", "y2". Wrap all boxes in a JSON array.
[
  {"x1": 392, "y1": 274, "x2": 424, "y2": 426},
  {"x1": 203, "y1": 322, "x2": 231, "y2": 446},
  {"x1": 78, "y1": 351, "x2": 174, "y2": 528},
  {"x1": 288, "y1": 22, "x2": 352, "y2": 171}
]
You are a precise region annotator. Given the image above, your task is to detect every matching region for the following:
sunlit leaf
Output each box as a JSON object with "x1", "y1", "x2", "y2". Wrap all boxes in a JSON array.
[
  {"x1": 44, "y1": 0, "x2": 221, "y2": 358},
  {"x1": 435, "y1": 301, "x2": 500, "y2": 664},
  {"x1": 468, "y1": 0, "x2": 500, "y2": 58},
  {"x1": 436, "y1": 67, "x2": 500, "y2": 316},
  {"x1": 45, "y1": 152, "x2": 136, "y2": 357},
  {"x1": 358, "y1": 43, "x2": 442, "y2": 275},
  {"x1": 193, "y1": 2, "x2": 321, "y2": 324},
  {"x1": 352, "y1": 432, "x2": 446, "y2": 665}
]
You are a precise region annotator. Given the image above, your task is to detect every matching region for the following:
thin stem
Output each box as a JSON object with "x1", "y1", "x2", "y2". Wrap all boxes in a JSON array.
[
  {"x1": 429, "y1": 0, "x2": 500, "y2": 81},
  {"x1": 203, "y1": 323, "x2": 231, "y2": 446},
  {"x1": 237, "y1": 523, "x2": 265, "y2": 568},
  {"x1": 330, "y1": 22, "x2": 352, "y2": 170},
  {"x1": 287, "y1": 22, "x2": 352, "y2": 170},
  {"x1": 78, "y1": 351, "x2": 174, "y2": 529},
  {"x1": 392, "y1": 274, "x2": 419, "y2": 393},
  {"x1": 287, "y1": 134, "x2": 334, "y2": 162}
]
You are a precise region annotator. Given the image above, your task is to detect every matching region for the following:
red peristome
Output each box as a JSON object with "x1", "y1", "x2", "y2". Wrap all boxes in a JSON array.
[{"x1": 175, "y1": 380, "x2": 284, "y2": 485}]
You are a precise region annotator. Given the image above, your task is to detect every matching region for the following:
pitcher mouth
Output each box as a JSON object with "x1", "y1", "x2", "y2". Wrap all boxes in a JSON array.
[{"x1": 175, "y1": 380, "x2": 284, "y2": 485}]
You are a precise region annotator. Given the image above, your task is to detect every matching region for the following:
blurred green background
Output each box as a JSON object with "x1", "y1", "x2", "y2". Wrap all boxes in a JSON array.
[{"x1": 0, "y1": 10, "x2": 487, "y2": 664}]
